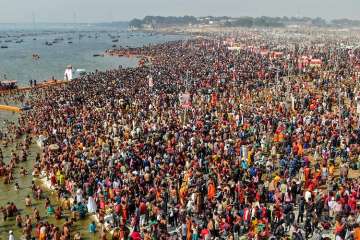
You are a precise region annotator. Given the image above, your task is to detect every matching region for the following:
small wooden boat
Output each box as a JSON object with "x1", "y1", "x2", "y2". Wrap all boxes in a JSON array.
[{"x1": 32, "y1": 53, "x2": 40, "y2": 60}]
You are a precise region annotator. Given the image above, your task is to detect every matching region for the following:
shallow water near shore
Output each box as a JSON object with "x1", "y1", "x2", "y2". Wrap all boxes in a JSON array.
[{"x1": 0, "y1": 111, "x2": 106, "y2": 239}]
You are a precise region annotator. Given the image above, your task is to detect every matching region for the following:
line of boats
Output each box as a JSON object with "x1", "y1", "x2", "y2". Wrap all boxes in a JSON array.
[
  {"x1": 0, "y1": 39, "x2": 23, "y2": 48},
  {"x1": 45, "y1": 37, "x2": 74, "y2": 46},
  {"x1": 0, "y1": 30, "x2": 163, "y2": 50}
]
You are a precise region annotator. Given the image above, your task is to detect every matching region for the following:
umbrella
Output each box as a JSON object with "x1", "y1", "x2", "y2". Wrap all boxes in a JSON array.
[{"x1": 49, "y1": 144, "x2": 60, "y2": 151}]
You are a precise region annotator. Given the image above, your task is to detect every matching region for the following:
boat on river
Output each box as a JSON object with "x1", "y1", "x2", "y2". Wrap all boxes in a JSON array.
[{"x1": 0, "y1": 80, "x2": 17, "y2": 90}]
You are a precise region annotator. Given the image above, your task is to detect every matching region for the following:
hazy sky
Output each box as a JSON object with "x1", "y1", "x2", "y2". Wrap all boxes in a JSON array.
[{"x1": 0, "y1": 0, "x2": 359, "y2": 23}]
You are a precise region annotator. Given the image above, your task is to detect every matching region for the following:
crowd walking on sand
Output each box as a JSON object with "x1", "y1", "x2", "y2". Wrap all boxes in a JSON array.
[{"x1": 1, "y1": 29, "x2": 360, "y2": 240}]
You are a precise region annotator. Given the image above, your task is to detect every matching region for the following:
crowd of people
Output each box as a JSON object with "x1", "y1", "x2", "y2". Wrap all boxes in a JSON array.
[{"x1": 1, "y1": 29, "x2": 360, "y2": 239}]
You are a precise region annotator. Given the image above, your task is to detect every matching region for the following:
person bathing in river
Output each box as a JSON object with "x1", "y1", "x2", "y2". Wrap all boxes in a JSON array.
[
  {"x1": 5, "y1": 202, "x2": 17, "y2": 218},
  {"x1": 25, "y1": 195, "x2": 32, "y2": 207},
  {"x1": 19, "y1": 166, "x2": 28, "y2": 176},
  {"x1": 16, "y1": 213, "x2": 23, "y2": 228},
  {"x1": 47, "y1": 204, "x2": 55, "y2": 216},
  {"x1": 33, "y1": 207, "x2": 40, "y2": 222},
  {"x1": 34, "y1": 186, "x2": 42, "y2": 200},
  {"x1": 3, "y1": 173, "x2": 11, "y2": 184},
  {"x1": 55, "y1": 206, "x2": 62, "y2": 220},
  {"x1": 44, "y1": 197, "x2": 51, "y2": 210},
  {"x1": 0, "y1": 205, "x2": 8, "y2": 221},
  {"x1": 62, "y1": 196, "x2": 71, "y2": 211}
]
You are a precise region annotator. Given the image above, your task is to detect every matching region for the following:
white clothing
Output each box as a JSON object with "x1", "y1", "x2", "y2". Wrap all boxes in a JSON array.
[
  {"x1": 304, "y1": 191, "x2": 312, "y2": 203},
  {"x1": 87, "y1": 196, "x2": 97, "y2": 213},
  {"x1": 76, "y1": 188, "x2": 83, "y2": 203}
]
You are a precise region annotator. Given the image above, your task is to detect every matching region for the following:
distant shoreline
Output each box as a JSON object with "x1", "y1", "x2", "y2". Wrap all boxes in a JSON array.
[{"x1": 131, "y1": 24, "x2": 360, "y2": 36}]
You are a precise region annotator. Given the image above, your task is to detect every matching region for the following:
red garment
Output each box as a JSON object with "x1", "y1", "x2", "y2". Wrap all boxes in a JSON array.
[
  {"x1": 348, "y1": 197, "x2": 357, "y2": 211},
  {"x1": 256, "y1": 191, "x2": 261, "y2": 202},
  {"x1": 243, "y1": 208, "x2": 250, "y2": 222},
  {"x1": 261, "y1": 207, "x2": 267, "y2": 218},
  {"x1": 99, "y1": 200, "x2": 105, "y2": 209},
  {"x1": 211, "y1": 92, "x2": 217, "y2": 107},
  {"x1": 335, "y1": 223, "x2": 345, "y2": 234},
  {"x1": 139, "y1": 202, "x2": 147, "y2": 214},
  {"x1": 130, "y1": 231, "x2": 141, "y2": 240},
  {"x1": 122, "y1": 207, "x2": 128, "y2": 222},
  {"x1": 200, "y1": 229, "x2": 209, "y2": 238},
  {"x1": 112, "y1": 204, "x2": 120, "y2": 215},
  {"x1": 304, "y1": 167, "x2": 310, "y2": 181}
]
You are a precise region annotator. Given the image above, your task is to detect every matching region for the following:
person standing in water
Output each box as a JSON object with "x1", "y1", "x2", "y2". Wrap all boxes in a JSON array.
[
  {"x1": 89, "y1": 221, "x2": 97, "y2": 238},
  {"x1": 24, "y1": 195, "x2": 32, "y2": 207},
  {"x1": 8, "y1": 230, "x2": 15, "y2": 240}
]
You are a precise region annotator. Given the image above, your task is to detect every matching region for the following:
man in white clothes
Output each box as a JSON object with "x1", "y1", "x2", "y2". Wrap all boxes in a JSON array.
[{"x1": 304, "y1": 189, "x2": 312, "y2": 203}]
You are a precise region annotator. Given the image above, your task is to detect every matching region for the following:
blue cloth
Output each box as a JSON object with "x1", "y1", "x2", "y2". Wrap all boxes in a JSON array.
[
  {"x1": 249, "y1": 167, "x2": 256, "y2": 177},
  {"x1": 241, "y1": 160, "x2": 248, "y2": 170},
  {"x1": 88, "y1": 223, "x2": 96, "y2": 233}
]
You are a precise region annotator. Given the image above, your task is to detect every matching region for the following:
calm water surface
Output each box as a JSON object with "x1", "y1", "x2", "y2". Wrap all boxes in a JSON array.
[{"x1": 0, "y1": 25, "x2": 185, "y2": 85}]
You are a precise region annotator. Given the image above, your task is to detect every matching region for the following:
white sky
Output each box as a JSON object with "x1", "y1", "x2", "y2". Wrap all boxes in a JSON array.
[{"x1": 0, "y1": 0, "x2": 359, "y2": 23}]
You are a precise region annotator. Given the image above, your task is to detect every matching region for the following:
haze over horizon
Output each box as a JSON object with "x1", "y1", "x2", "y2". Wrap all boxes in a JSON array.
[{"x1": 0, "y1": 0, "x2": 359, "y2": 23}]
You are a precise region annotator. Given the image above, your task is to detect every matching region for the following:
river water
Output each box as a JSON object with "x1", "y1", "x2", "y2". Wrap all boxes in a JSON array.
[{"x1": 0, "y1": 24, "x2": 185, "y2": 85}]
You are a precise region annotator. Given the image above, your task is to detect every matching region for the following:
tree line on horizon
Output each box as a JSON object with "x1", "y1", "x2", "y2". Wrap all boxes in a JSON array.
[{"x1": 128, "y1": 15, "x2": 360, "y2": 29}]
